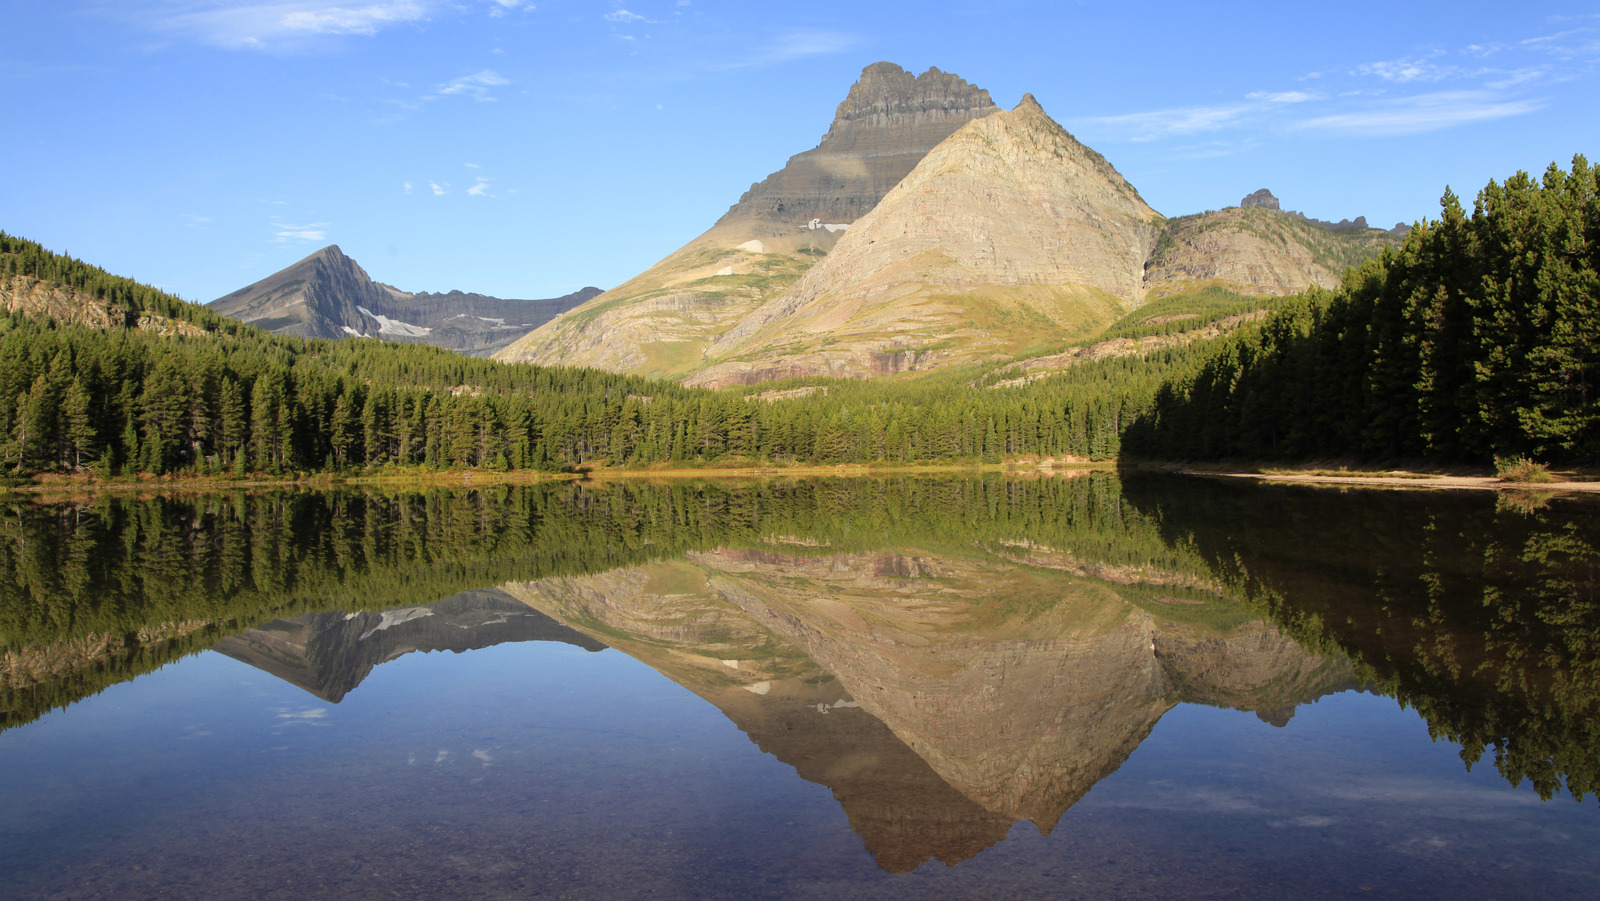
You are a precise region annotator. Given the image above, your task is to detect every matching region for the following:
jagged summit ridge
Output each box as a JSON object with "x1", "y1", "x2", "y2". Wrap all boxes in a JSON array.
[
  {"x1": 717, "y1": 62, "x2": 1000, "y2": 229},
  {"x1": 823, "y1": 62, "x2": 999, "y2": 139},
  {"x1": 212, "y1": 245, "x2": 598, "y2": 356}
]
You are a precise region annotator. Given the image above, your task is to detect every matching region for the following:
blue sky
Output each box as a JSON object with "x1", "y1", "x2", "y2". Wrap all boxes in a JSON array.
[{"x1": 4, "y1": 1, "x2": 1596, "y2": 303}]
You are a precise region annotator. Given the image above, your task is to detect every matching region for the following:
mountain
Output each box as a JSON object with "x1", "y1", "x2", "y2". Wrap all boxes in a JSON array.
[
  {"x1": 211, "y1": 245, "x2": 600, "y2": 357},
  {"x1": 492, "y1": 62, "x2": 1001, "y2": 377},
  {"x1": 497, "y1": 64, "x2": 1402, "y2": 388},
  {"x1": 1143, "y1": 200, "x2": 1405, "y2": 299},
  {"x1": 686, "y1": 94, "x2": 1163, "y2": 387},
  {"x1": 213, "y1": 589, "x2": 606, "y2": 703}
]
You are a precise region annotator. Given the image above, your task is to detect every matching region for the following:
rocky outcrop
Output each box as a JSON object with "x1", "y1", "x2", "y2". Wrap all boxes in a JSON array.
[
  {"x1": 492, "y1": 63, "x2": 1002, "y2": 378},
  {"x1": 719, "y1": 62, "x2": 1000, "y2": 230},
  {"x1": 1, "y1": 274, "x2": 207, "y2": 337},
  {"x1": 686, "y1": 95, "x2": 1163, "y2": 387},
  {"x1": 211, "y1": 245, "x2": 598, "y2": 356},
  {"x1": 212, "y1": 589, "x2": 605, "y2": 702},
  {"x1": 1143, "y1": 206, "x2": 1403, "y2": 298},
  {"x1": 1241, "y1": 188, "x2": 1281, "y2": 211}
]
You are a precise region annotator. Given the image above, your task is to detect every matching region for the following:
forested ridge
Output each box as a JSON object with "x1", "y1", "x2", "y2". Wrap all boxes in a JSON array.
[
  {"x1": 9, "y1": 155, "x2": 1584, "y2": 475},
  {"x1": 0, "y1": 232, "x2": 1242, "y2": 476},
  {"x1": 1126, "y1": 156, "x2": 1599, "y2": 465}
]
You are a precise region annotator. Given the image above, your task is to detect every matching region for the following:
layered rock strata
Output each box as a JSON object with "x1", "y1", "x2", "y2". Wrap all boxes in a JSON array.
[{"x1": 719, "y1": 62, "x2": 1001, "y2": 231}]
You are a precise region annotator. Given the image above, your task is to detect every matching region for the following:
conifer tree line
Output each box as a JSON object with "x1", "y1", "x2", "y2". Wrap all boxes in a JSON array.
[
  {"x1": 1125, "y1": 156, "x2": 1599, "y2": 464},
  {"x1": 1, "y1": 229, "x2": 1212, "y2": 475}
]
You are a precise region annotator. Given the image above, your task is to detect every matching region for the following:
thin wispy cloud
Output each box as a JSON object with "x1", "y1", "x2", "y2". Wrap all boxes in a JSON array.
[
  {"x1": 1356, "y1": 53, "x2": 1463, "y2": 84},
  {"x1": 273, "y1": 221, "x2": 330, "y2": 241},
  {"x1": 147, "y1": 1, "x2": 438, "y2": 50},
  {"x1": 712, "y1": 28, "x2": 861, "y2": 70},
  {"x1": 1296, "y1": 91, "x2": 1546, "y2": 136},
  {"x1": 488, "y1": 0, "x2": 528, "y2": 16},
  {"x1": 1245, "y1": 91, "x2": 1318, "y2": 104},
  {"x1": 467, "y1": 177, "x2": 493, "y2": 196},
  {"x1": 429, "y1": 181, "x2": 446, "y2": 195},
  {"x1": 431, "y1": 69, "x2": 511, "y2": 101},
  {"x1": 1078, "y1": 91, "x2": 1312, "y2": 143},
  {"x1": 605, "y1": 9, "x2": 651, "y2": 24},
  {"x1": 133, "y1": 1, "x2": 531, "y2": 50},
  {"x1": 1083, "y1": 24, "x2": 1581, "y2": 148}
]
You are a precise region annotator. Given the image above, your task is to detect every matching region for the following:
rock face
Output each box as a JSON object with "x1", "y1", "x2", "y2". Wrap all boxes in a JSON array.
[
  {"x1": 1143, "y1": 206, "x2": 1404, "y2": 298},
  {"x1": 212, "y1": 589, "x2": 605, "y2": 702},
  {"x1": 686, "y1": 95, "x2": 1163, "y2": 387},
  {"x1": 492, "y1": 63, "x2": 1001, "y2": 378},
  {"x1": 1, "y1": 274, "x2": 207, "y2": 338},
  {"x1": 720, "y1": 62, "x2": 1001, "y2": 230},
  {"x1": 211, "y1": 245, "x2": 599, "y2": 357},
  {"x1": 1241, "y1": 188, "x2": 1281, "y2": 211}
]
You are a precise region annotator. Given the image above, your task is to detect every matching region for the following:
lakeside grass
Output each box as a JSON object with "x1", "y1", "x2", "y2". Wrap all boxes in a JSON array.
[
  {"x1": 10, "y1": 457, "x2": 1597, "y2": 501},
  {"x1": 0, "y1": 458, "x2": 1116, "y2": 498}
]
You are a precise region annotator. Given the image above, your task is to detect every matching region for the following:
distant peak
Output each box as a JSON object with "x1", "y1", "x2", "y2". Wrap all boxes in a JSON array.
[
  {"x1": 1014, "y1": 93, "x2": 1044, "y2": 113},
  {"x1": 1241, "y1": 189, "x2": 1280, "y2": 211}
]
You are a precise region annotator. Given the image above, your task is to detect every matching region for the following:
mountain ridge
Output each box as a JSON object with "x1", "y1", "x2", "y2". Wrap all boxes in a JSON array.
[
  {"x1": 684, "y1": 93, "x2": 1164, "y2": 386},
  {"x1": 212, "y1": 245, "x2": 600, "y2": 357},
  {"x1": 497, "y1": 63, "x2": 1402, "y2": 387},
  {"x1": 492, "y1": 62, "x2": 1006, "y2": 377}
]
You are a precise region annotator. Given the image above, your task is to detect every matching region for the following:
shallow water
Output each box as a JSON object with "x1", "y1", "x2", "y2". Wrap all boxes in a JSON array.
[{"x1": 1, "y1": 475, "x2": 1596, "y2": 898}]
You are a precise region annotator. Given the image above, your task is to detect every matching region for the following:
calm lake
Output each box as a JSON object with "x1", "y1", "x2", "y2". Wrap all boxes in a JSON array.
[{"x1": 2, "y1": 474, "x2": 1597, "y2": 899}]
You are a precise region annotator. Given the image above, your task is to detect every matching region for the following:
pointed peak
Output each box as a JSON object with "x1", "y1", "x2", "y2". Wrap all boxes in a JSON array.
[
  {"x1": 297, "y1": 244, "x2": 348, "y2": 266},
  {"x1": 1014, "y1": 93, "x2": 1044, "y2": 114}
]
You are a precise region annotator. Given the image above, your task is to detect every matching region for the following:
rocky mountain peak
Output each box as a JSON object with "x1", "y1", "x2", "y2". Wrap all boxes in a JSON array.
[
  {"x1": 1241, "y1": 189, "x2": 1281, "y2": 210},
  {"x1": 715, "y1": 62, "x2": 1000, "y2": 229},
  {"x1": 822, "y1": 62, "x2": 998, "y2": 140},
  {"x1": 212, "y1": 245, "x2": 595, "y2": 355}
]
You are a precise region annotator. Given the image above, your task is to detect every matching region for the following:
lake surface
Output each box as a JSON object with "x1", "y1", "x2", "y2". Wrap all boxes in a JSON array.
[{"x1": 2, "y1": 474, "x2": 1597, "y2": 899}]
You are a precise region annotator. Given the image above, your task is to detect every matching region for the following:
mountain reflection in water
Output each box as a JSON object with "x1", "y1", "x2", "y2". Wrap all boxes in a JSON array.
[
  {"x1": 497, "y1": 547, "x2": 1353, "y2": 871},
  {"x1": 1, "y1": 474, "x2": 1597, "y2": 896}
]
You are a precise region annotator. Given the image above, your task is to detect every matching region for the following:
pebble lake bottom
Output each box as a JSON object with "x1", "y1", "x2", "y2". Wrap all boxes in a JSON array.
[{"x1": 2, "y1": 636, "x2": 1596, "y2": 899}]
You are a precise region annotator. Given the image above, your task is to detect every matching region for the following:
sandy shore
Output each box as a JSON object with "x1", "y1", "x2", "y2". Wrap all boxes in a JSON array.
[{"x1": 1178, "y1": 469, "x2": 1600, "y2": 494}]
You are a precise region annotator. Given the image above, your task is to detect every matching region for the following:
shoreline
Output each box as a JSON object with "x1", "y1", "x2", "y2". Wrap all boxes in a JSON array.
[
  {"x1": 0, "y1": 460, "x2": 1113, "y2": 498},
  {"x1": 5, "y1": 459, "x2": 1597, "y2": 498},
  {"x1": 1173, "y1": 467, "x2": 1600, "y2": 494}
]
